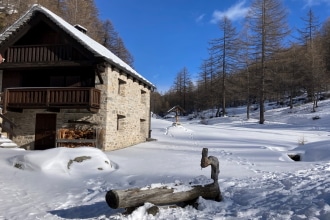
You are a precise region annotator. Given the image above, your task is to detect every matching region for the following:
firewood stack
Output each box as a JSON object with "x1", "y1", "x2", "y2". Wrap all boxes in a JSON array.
[
  {"x1": 58, "y1": 128, "x2": 94, "y2": 139},
  {"x1": 57, "y1": 128, "x2": 96, "y2": 148}
]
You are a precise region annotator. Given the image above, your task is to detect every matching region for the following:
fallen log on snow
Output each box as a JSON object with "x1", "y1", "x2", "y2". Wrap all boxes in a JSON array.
[
  {"x1": 106, "y1": 182, "x2": 220, "y2": 209},
  {"x1": 105, "y1": 148, "x2": 222, "y2": 210}
]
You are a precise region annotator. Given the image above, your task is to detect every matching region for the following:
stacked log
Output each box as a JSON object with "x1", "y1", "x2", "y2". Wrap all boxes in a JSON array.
[
  {"x1": 57, "y1": 128, "x2": 96, "y2": 148},
  {"x1": 58, "y1": 128, "x2": 94, "y2": 139},
  {"x1": 59, "y1": 142, "x2": 95, "y2": 148}
]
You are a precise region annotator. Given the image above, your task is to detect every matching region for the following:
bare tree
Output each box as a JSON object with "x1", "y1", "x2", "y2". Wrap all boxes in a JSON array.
[
  {"x1": 196, "y1": 55, "x2": 218, "y2": 113},
  {"x1": 320, "y1": 18, "x2": 330, "y2": 92},
  {"x1": 246, "y1": 0, "x2": 290, "y2": 124},
  {"x1": 36, "y1": 0, "x2": 64, "y2": 14},
  {"x1": 0, "y1": 0, "x2": 32, "y2": 31},
  {"x1": 62, "y1": 0, "x2": 103, "y2": 42},
  {"x1": 237, "y1": 24, "x2": 255, "y2": 119},
  {"x1": 112, "y1": 36, "x2": 134, "y2": 67},
  {"x1": 172, "y1": 67, "x2": 193, "y2": 111},
  {"x1": 321, "y1": 18, "x2": 330, "y2": 73},
  {"x1": 278, "y1": 44, "x2": 305, "y2": 109},
  {"x1": 100, "y1": 19, "x2": 134, "y2": 67},
  {"x1": 101, "y1": 20, "x2": 118, "y2": 51},
  {"x1": 297, "y1": 9, "x2": 325, "y2": 112},
  {"x1": 196, "y1": 60, "x2": 210, "y2": 111},
  {"x1": 209, "y1": 16, "x2": 238, "y2": 117}
]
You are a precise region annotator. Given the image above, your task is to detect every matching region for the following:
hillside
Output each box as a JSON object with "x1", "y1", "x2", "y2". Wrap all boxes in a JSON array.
[{"x1": 0, "y1": 99, "x2": 329, "y2": 219}]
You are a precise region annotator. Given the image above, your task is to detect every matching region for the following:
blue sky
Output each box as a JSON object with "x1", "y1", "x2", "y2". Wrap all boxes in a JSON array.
[{"x1": 95, "y1": 0, "x2": 330, "y2": 93}]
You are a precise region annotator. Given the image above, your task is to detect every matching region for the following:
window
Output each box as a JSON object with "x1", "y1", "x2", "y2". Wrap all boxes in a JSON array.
[
  {"x1": 140, "y1": 119, "x2": 146, "y2": 133},
  {"x1": 118, "y1": 79, "x2": 126, "y2": 96},
  {"x1": 141, "y1": 90, "x2": 147, "y2": 104},
  {"x1": 117, "y1": 115, "x2": 125, "y2": 131}
]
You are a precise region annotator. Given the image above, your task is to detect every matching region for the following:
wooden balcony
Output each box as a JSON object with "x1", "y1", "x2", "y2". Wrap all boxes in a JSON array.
[
  {"x1": 1, "y1": 87, "x2": 101, "y2": 113},
  {"x1": 2, "y1": 44, "x2": 89, "y2": 67}
]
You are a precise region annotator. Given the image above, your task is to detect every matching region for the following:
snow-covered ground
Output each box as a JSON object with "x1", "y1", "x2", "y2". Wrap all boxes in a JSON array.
[{"x1": 0, "y1": 100, "x2": 330, "y2": 220}]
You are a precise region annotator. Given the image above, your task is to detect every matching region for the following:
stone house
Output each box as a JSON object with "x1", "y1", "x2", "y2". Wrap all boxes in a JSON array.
[{"x1": 0, "y1": 4, "x2": 155, "y2": 151}]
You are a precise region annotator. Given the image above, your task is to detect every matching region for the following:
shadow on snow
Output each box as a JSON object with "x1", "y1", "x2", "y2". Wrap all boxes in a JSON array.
[{"x1": 48, "y1": 201, "x2": 123, "y2": 219}]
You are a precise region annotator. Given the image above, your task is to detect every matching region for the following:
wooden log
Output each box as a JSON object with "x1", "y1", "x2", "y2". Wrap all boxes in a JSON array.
[
  {"x1": 105, "y1": 147, "x2": 222, "y2": 210},
  {"x1": 105, "y1": 182, "x2": 220, "y2": 209}
]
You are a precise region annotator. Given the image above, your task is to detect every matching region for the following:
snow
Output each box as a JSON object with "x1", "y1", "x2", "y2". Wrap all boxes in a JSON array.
[{"x1": 1, "y1": 99, "x2": 330, "y2": 219}]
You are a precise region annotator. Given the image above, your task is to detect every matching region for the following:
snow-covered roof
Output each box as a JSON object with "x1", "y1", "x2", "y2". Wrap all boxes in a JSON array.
[
  {"x1": 0, "y1": 4, "x2": 155, "y2": 89},
  {"x1": 167, "y1": 105, "x2": 185, "y2": 113}
]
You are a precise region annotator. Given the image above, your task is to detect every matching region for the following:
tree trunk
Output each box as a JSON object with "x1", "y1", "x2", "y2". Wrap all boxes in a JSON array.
[
  {"x1": 106, "y1": 148, "x2": 222, "y2": 210},
  {"x1": 105, "y1": 183, "x2": 221, "y2": 209}
]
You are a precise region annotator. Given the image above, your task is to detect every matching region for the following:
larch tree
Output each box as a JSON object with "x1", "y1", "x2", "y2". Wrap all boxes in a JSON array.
[
  {"x1": 196, "y1": 60, "x2": 210, "y2": 111},
  {"x1": 196, "y1": 55, "x2": 217, "y2": 112},
  {"x1": 297, "y1": 9, "x2": 324, "y2": 112},
  {"x1": 112, "y1": 36, "x2": 134, "y2": 67},
  {"x1": 208, "y1": 16, "x2": 238, "y2": 117},
  {"x1": 101, "y1": 20, "x2": 119, "y2": 52},
  {"x1": 320, "y1": 18, "x2": 330, "y2": 92},
  {"x1": 0, "y1": 0, "x2": 101, "y2": 41},
  {"x1": 0, "y1": 0, "x2": 35, "y2": 31},
  {"x1": 320, "y1": 18, "x2": 330, "y2": 73},
  {"x1": 279, "y1": 44, "x2": 305, "y2": 109},
  {"x1": 237, "y1": 24, "x2": 254, "y2": 119},
  {"x1": 35, "y1": 0, "x2": 64, "y2": 14},
  {"x1": 246, "y1": 0, "x2": 290, "y2": 124},
  {"x1": 100, "y1": 19, "x2": 134, "y2": 67},
  {"x1": 205, "y1": 54, "x2": 218, "y2": 113},
  {"x1": 62, "y1": 0, "x2": 103, "y2": 42},
  {"x1": 172, "y1": 67, "x2": 192, "y2": 111}
]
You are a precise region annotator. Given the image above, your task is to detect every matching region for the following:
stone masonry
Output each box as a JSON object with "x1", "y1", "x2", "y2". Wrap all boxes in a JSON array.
[{"x1": 4, "y1": 65, "x2": 152, "y2": 151}]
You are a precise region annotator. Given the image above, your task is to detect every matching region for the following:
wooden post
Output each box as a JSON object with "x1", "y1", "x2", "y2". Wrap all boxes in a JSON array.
[
  {"x1": 175, "y1": 108, "x2": 179, "y2": 123},
  {"x1": 200, "y1": 148, "x2": 222, "y2": 201},
  {"x1": 201, "y1": 148, "x2": 219, "y2": 183},
  {"x1": 105, "y1": 148, "x2": 222, "y2": 210}
]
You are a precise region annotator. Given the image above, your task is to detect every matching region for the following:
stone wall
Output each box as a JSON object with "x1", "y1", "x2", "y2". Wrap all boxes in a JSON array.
[
  {"x1": 100, "y1": 66, "x2": 151, "y2": 151},
  {"x1": 6, "y1": 109, "x2": 102, "y2": 150}
]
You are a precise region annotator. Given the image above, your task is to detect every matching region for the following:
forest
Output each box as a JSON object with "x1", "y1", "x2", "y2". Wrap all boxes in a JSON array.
[
  {"x1": 152, "y1": 1, "x2": 330, "y2": 124},
  {"x1": 1, "y1": 0, "x2": 330, "y2": 124}
]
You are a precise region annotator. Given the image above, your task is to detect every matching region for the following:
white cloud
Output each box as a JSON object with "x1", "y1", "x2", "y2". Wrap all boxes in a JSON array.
[
  {"x1": 303, "y1": 0, "x2": 330, "y2": 7},
  {"x1": 196, "y1": 14, "x2": 205, "y2": 23},
  {"x1": 211, "y1": 0, "x2": 249, "y2": 23}
]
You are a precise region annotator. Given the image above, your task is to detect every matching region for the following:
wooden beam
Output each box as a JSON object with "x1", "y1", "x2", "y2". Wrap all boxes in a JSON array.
[
  {"x1": 95, "y1": 70, "x2": 103, "y2": 85},
  {"x1": 0, "y1": 61, "x2": 94, "y2": 69}
]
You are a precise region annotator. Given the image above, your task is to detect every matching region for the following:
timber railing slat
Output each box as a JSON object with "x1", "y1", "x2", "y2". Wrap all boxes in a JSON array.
[
  {"x1": 5, "y1": 44, "x2": 79, "y2": 63},
  {"x1": 2, "y1": 87, "x2": 101, "y2": 112}
]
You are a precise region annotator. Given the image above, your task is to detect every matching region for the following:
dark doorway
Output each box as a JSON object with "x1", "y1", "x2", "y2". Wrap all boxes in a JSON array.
[{"x1": 35, "y1": 114, "x2": 56, "y2": 150}]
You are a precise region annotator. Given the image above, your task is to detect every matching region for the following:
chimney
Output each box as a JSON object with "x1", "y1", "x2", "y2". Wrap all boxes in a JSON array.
[{"x1": 74, "y1": 24, "x2": 87, "y2": 34}]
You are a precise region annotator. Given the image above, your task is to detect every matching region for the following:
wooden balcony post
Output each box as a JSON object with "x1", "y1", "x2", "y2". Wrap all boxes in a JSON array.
[{"x1": 2, "y1": 89, "x2": 8, "y2": 114}]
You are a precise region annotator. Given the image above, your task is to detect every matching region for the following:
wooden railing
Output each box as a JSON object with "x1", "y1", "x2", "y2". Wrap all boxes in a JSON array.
[
  {"x1": 5, "y1": 44, "x2": 83, "y2": 63},
  {"x1": 1, "y1": 87, "x2": 101, "y2": 112}
]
